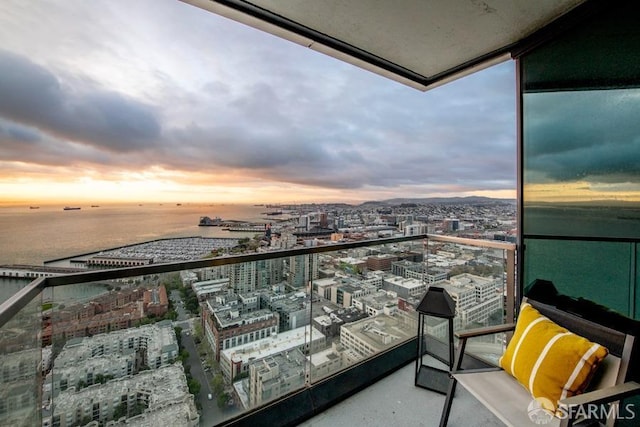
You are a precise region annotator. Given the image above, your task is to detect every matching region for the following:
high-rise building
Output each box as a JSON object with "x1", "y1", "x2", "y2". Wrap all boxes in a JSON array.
[
  {"x1": 230, "y1": 261, "x2": 257, "y2": 293},
  {"x1": 286, "y1": 254, "x2": 318, "y2": 289}
]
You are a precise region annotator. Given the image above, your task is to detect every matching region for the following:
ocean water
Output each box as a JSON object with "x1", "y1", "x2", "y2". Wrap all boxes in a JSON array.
[
  {"x1": 524, "y1": 205, "x2": 640, "y2": 238},
  {"x1": 0, "y1": 203, "x2": 270, "y2": 302},
  {"x1": 0, "y1": 203, "x2": 269, "y2": 265}
]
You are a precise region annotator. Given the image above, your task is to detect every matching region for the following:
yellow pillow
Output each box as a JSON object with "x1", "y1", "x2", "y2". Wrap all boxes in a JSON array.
[{"x1": 499, "y1": 302, "x2": 608, "y2": 411}]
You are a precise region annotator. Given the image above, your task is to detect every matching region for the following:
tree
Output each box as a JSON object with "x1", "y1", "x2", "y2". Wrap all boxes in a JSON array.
[
  {"x1": 212, "y1": 374, "x2": 224, "y2": 395},
  {"x1": 187, "y1": 378, "x2": 201, "y2": 396},
  {"x1": 217, "y1": 392, "x2": 230, "y2": 409}
]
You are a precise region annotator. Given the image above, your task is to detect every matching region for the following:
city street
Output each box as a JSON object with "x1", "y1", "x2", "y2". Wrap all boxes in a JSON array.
[
  {"x1": 181, "y1": 329, "x2": 225, "y2": 425},
  {"x1": 170, "y1": 289, "x2": 236, "y2": 425},
  {"x1": 170, "y1": 289, "x2": 189, "y2": 321}
]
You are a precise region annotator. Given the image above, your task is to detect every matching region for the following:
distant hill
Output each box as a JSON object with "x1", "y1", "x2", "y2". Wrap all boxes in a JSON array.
[{"x1": 359, "y1": 196, "x2": 515, "y2": 206}]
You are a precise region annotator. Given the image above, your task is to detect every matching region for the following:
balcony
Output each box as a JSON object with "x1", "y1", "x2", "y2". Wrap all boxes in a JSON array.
[
  {"x1": 0, "y1": 234, "x2": 515, "y2": 427},
  {"x1": 3, "y1": 1, "x2": 640, "y2": 426}
]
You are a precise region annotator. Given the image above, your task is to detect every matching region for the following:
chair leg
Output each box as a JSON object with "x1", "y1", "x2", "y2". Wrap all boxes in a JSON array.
[
  {"x1": 441, "y1": 335, "x2": 467, "y2": 426},
  {"x1": 439, "y1": 376, "x2": 457, "y2": 427}
]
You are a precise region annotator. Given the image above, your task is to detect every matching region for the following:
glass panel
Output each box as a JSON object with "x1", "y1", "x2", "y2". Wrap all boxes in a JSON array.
[
  {"x1": 2, "y1": 235, "x2": 515, "y2": 426},
  {"x1": 520, "y1": 0, "x2": 640, "y2": 326},
  {"x1": 523, "y1": 238, "x2": 633, "y2": 317},
  {"x1": 0, "y1": 290, "x2": 42, "y2": 427},
  {"x1": 522, "y1": 2, "x2": 640, "y2": 93},
  {"x1": 425, "y1": 239, "x2": 509, "y2": 365},
  {"x1": 45, "y1": 278, "x2": 200, "y2": 427},
  {"x1": 523, "y1": 88, "x2": 640, "y2": 239},
  {"x1": 309, "y1": 240, "x2": 425, "y2": 383},
  {"x1": 213, "y1": 254, "x2": 312, "y2": 412}
]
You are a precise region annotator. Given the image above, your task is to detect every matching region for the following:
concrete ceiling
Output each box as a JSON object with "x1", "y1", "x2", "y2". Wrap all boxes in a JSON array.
[{"x1": 182, "y1": 0, "x2": 594, "y2": 90}]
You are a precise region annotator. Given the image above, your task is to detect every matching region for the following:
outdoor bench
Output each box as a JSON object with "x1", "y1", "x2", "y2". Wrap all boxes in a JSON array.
[{"x1": 440, "y1": 295, "x2": 640, "y2": 427}]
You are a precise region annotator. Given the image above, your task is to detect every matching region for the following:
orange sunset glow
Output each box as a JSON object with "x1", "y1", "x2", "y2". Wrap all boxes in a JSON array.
[{"x1": 0, "y1": 1, "x2": 517, "y2": 207}]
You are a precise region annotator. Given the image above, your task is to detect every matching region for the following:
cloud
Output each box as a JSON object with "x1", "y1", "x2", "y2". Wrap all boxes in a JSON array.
[
  {"x1": 0, "y1": 0, "x2": 518, "y2": 200},
  {"x1": 525, "y1": 90, "x2": 640, "y2": 184},
  {"x1": 0, "y1": 50, "x2": 161, "y2": 152}
]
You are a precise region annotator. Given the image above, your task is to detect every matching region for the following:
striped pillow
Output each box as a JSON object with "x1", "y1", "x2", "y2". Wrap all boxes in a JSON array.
[{"x1": 499, "y1": 302, "x2": 608, "y2": 412}]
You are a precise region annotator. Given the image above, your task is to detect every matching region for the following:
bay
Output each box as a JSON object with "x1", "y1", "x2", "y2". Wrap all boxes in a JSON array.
[
  {"x1": 0, "y1": 203, "x2": 270, "y2": 302},
  {"x1": 0, "y1": 203, "x2": 269, "y2": 265}
]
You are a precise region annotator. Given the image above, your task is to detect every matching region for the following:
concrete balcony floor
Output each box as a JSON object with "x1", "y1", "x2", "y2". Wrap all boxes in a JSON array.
[{"x1": 299, "y1": 360, "x2": 503, "y2": 427}]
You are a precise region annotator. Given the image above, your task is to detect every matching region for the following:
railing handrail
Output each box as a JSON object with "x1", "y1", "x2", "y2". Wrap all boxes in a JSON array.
[
  {"x1": 0, "y1": 233, "x2": 516, "y2": 329},
  {"x1": 427, "y1": 233, "x2": 515, "y2": 250}
]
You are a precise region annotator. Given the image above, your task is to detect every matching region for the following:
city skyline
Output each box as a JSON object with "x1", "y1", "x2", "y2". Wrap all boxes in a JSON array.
[{"x1": 0, "y1": 0, "x2": 517, "y2": 205}]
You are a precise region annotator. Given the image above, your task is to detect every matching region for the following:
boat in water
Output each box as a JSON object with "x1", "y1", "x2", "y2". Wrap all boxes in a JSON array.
[
  {"x1": 63, "y1": 207, "x2": 81, "y2": 210},
  {"x1": 199, "y1": 216, "x2": 223, "y2": 226},
  {"x1": 29, "y1": 206, "x2": 40, "y2": 209}
]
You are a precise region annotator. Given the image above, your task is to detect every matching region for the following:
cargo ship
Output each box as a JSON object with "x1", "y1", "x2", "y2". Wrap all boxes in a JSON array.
[{"x1": 63, "y1": 206, "x2": 81, "y2": 210}]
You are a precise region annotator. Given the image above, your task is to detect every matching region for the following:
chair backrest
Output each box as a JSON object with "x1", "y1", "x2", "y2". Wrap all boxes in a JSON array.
[{"x1": 525, "y1": 297, "x2": 635, "y2": 387}]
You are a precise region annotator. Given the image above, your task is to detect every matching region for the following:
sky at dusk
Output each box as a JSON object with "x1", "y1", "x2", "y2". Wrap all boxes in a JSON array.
[{"x1": 0, "y1": 0, "x2": 517, "y2": 206}]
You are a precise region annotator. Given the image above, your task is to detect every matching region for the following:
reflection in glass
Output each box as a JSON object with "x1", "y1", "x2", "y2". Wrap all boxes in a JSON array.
[
  {"x1": 2, "y1": 236, "x2": 514, "y2": 426},
  {"x1": 524, "y1": 89, "x2": 640, "y2": 238},
  {"x1": 0, "y1": 292, "x2": 42, "y2": 427},
  {"x1": 44, "y1": 279, "x2": 199, "y2": 427}
]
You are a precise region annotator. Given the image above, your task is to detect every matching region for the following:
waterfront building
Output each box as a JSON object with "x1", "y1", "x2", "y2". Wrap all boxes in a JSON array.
[
  {"x1": 86, "y1": 255, "x2": 153, "y2": 268},
  {"x1": 0, "y1": 265, "x2": 85, "y2": 279}
]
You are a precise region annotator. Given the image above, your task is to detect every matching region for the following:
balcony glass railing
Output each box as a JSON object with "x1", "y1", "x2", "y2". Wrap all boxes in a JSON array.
[{"x1": 0, "y1": 234, "x2": 515, "y2": 427}]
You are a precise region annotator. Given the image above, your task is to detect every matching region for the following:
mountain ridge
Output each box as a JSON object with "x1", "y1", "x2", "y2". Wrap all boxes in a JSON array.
[{"x1": 359, "y1": 196, "x2": 515, "y2": 206}]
